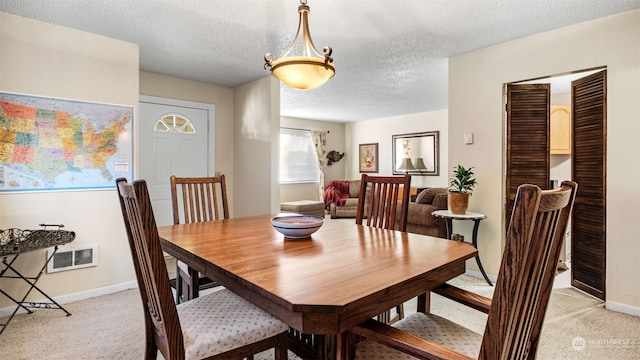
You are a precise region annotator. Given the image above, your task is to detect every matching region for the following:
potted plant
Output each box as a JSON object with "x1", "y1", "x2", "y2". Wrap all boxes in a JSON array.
[{"x1": 448, "y1": 165, "x2": 477, "y2": 214}]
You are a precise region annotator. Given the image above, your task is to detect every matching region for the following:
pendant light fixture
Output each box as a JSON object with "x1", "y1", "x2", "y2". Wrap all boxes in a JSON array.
[{"x1": 264, "y1": 0, "x2": 335, "y2": 90}]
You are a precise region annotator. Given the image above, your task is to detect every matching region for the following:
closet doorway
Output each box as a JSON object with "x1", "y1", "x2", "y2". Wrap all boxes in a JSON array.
[{"x1": 505, "y1": 69, "x2": 606, "y2": 300}]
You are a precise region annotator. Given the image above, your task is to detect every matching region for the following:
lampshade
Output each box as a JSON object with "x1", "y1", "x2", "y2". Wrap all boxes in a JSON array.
[
  {"x1": 264, "y1": 0, "x2": 335, "y2": 90},
  {"x1": 270, "y1": 56, "x2": 335, "y2": 90},
  {"x1": 414, "y1": 158, "x2": 427, "y2": 171},
  {"x1": 398, "y1": 158, "x2": 416, "y2": 172}
]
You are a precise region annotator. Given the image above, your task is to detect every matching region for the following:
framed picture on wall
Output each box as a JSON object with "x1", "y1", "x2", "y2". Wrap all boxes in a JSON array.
[{"x1": 359, "y1": 143, "x2": 378, "y2": 173}]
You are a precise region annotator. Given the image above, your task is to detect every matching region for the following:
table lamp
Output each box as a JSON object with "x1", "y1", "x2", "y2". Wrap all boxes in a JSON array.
[
  {"x1": 397, "y1": 158, "x2": 415, "y2": 174},
  {"x1": 414, "y1": 158, "x2": 427, "y2": 172}
]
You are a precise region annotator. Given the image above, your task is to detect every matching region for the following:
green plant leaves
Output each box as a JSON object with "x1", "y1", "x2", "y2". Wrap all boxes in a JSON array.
[{"x1": 449, "y1": 165, "x2": 477, "y2": 194}]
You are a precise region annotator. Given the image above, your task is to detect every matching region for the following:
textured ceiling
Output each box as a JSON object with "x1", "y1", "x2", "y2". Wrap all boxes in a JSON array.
[{"x1": 1, "y1": 0, "x2": 639, "y2": 122}]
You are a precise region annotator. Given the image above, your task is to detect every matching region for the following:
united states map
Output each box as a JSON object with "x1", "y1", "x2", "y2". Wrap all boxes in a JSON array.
[{"x1": 0, "y1": 94, "x2": 132, "y2": 191}]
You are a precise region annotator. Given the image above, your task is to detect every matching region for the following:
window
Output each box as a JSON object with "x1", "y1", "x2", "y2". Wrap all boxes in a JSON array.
[
  {"x1": 280, "y1": 128, "x2": 319, "y2": 183},
  {"x1": 154, "y1": 114, "x2": 195, "y2": 133}
]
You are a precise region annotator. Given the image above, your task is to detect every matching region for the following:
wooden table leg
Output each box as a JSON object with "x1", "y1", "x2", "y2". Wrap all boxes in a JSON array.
[
  {"x1": 417, "y1": 292, "x2": 431, "y2": 313},
  {"x1": 336, "y1": 331, "x2": 359, "y2": 360}
]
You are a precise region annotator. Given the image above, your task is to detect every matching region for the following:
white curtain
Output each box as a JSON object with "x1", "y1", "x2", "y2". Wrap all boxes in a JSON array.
[{"x1": 311, "y1": 131, "x2": 327, "y2": 201}]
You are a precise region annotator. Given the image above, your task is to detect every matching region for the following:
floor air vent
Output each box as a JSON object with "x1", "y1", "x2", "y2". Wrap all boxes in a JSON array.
[{"x1": 47, "y1": 245, "x2": 98, "y2": 273}]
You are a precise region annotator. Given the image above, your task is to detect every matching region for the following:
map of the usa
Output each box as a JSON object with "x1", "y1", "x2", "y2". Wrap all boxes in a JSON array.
[{"x1": 0, "y1": 93, "x2": 133, "y2": 191}]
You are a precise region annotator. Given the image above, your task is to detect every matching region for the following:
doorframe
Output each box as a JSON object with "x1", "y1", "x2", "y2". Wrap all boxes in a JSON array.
[{"x1": 138, "y1": 95, "x2": 216, "y2": 176}]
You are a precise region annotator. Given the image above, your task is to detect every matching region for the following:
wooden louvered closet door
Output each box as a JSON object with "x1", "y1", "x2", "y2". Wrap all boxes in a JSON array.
[
  {"x1": 571, "y1": 70, "x2": 607, "y2": 300},
  {"x1": 505, "y1": 84, "x2": 550, "y2": 225}
]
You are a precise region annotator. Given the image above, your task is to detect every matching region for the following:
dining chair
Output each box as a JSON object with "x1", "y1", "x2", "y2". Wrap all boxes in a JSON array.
[
  {"x1": 355, "y1": 173, "x2": 411, "y2": 324},
  {"x1": 116, "y1": 178, "x2": 289, "y2": 360},
  {"x1": 351, "y1": 181, "x2": 578, "y2": 360},
  {"x1": 170, "y1": 175, "x2": 229, "y2": 303},
  {"x1": 355, "y1": 173, "x2": 411, "y2": 231}
]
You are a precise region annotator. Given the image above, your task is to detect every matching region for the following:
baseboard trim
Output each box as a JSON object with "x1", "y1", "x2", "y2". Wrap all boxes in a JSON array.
[
  {"x1": 606, "y1": 300, "x2": 640, "y2": 317},
  {"x1": 0, "y1": 280, "x2": 138, "y2": 319},
  {"x1": 464, "y1": 269, "x2": 497, "y2": 284}
]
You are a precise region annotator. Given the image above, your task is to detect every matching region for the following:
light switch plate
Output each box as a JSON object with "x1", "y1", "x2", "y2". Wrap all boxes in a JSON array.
[{"x1": 464, "y1": 132, "x2": 474, "y2": 144}]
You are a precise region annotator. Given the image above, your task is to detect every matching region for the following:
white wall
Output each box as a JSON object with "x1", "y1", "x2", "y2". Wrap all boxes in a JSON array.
[
  {"x1": 346, "y1": 110, "x2": 449, "y2": 189},
  {"x1": 449, "y1": 9, "x2": 640, "y2": 313},
  {"x1": 0, "y1": 13, "x2": 139, "y2": 307},
  {"x1": 233, "y1": 76, "x2": 281, "y2": 216},
  {"x1": 280, "y1": 117, "x2": 346, "y2": 202}
]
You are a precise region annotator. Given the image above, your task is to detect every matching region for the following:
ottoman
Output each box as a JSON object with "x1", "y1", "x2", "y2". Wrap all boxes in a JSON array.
[{"x1": 280, "y1": 200, "x2": 326, "y2": 218}]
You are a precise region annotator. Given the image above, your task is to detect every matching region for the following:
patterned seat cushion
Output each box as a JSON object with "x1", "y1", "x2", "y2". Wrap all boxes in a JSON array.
[
  {"x1": 177, "y1": 288, "x2": 289, "y2": 360},
  {"x1": 355, "y1": 312, "x2": 482, "y2": 359}
]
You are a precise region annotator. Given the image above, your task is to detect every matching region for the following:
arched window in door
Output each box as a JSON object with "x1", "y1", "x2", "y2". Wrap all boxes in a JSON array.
[{"x1": 154, "y1": 114, "x2": 195, "y2": 133}]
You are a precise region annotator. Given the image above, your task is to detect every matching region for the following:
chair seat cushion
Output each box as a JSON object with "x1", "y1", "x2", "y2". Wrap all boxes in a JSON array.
[
  {"x1": 177, "y1": 288, "x2": 289, "y2": 359},
  {"x1": 355, "y1": 312, "x2": 482, "y2": 359}
]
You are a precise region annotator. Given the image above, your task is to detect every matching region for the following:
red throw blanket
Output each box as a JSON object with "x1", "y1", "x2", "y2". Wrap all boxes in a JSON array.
[{"x1": 324, "y1": 180, "x2": 350, "y2": 208}]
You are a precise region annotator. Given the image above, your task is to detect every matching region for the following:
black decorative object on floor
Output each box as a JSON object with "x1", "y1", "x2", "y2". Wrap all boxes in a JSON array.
[{"x1": 0, "y1": 224, "x2": 75, "y2": 335}]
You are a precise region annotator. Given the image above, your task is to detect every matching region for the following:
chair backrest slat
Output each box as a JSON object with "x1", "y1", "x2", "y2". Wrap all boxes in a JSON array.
[
  {"x1": 171, "y1": 175, "x2": 230, "y2": 225},
  {"x1": 356, "y1": 174, "x2": 411, "y2": 231},
  {"x1": 480, "y1": 181, "x2": 577, "y2": 360},
  {"x1": 116, "y1": 178, "x2": 184, "y2": 359}
]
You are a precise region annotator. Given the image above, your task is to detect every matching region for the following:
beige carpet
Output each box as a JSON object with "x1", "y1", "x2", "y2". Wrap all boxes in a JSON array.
[{"x1": 1, "y1": 274, "x2": 638, "y2": 359}]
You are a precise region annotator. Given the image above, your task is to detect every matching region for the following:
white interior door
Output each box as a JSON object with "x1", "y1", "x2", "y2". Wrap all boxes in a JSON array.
[{"x1": 139, "y1": 98, "x2": 212, "y2": 226}]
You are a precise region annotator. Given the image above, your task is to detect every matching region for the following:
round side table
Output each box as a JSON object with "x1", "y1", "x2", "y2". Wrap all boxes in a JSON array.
[{"x1": 432, "y1": 210, "x2": 493, "y2": 286}]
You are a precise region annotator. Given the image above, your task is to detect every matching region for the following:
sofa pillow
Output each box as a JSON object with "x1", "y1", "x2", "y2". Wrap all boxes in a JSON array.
[
  {"x1": 349, "y1": 180, "x2": 362, "y2": 198},
  {"x1": 416, "y1": 188, "x2": 448, "y2": 204}
]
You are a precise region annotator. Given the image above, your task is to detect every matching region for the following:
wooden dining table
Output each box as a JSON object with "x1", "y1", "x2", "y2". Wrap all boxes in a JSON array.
[{"x1": 158, "y1": 214, "x2": 477, "y2": 359}]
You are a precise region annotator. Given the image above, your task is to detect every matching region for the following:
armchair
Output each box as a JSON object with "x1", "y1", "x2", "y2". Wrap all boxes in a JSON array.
[{"x1": 405, "y1": 188, "x2": 449, "y2": 238}]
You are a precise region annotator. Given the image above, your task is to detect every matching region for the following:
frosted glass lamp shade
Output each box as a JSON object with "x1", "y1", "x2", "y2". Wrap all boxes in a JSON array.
[{"x1": 271, "y1": 57, "x2": 335, "y2": 90}]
